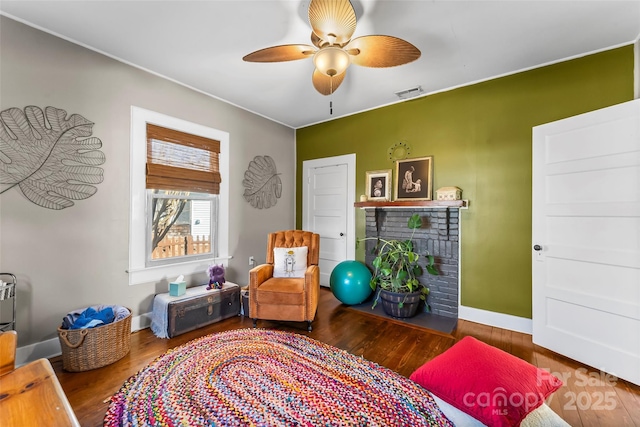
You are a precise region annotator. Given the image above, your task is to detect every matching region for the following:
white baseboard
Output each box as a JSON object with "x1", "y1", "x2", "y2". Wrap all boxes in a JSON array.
[
  {"x1": 132, "y1": 312, "x2": 152, "y2": 332},
  {"x1": 459, "y1": 305, "x2": 532, "y2": 335},
  {"x1": 15, "y1": 336, "x2": 61, "y2": 367},
  {"x1": 15, "y1": 312, "x2": 152, "y2": 367}
]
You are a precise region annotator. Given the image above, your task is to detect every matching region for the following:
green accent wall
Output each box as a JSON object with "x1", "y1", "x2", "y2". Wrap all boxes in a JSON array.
[{"x1": 295, "y1": 46, "x2": 635, "y2": 319}]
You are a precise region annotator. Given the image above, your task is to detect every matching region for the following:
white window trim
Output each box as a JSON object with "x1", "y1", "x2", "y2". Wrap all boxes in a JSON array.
[{"x1": 129, "y1": 106, "x2": 229, "y2": 285}]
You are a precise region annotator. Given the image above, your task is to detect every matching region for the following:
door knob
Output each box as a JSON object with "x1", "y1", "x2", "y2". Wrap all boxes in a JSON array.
[
  {"x1": 339, "y1": 232, "x2": 344, "y2": 237},
  {"x1": 533, "y1": 244, "x2": 542, "y2": 251}
]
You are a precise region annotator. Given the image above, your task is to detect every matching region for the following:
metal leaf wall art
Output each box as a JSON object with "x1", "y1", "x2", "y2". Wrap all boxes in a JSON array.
[
  {"x1": 242, "y1": 155, "x2": 282, "y2": 209},
  {"x1": 0, "y1": 106, "x2": 105, "y2": 210}
]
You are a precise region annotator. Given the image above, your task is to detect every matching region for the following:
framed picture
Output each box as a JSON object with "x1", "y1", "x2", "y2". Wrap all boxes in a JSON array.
[
  {"x1": 365, "y1": 169, "x2": 392, "y2": 201},
  {"x1": 394, "y1": 156, "x2": 433, "y2": 201}
]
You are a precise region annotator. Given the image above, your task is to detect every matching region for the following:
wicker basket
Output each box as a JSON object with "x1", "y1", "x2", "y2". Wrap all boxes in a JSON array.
[{"x1": 57, "y1": 307, "x2": 131, "y2": 372}]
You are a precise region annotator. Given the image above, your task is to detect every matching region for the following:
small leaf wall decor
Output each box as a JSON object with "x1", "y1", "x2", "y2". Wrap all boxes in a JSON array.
[
  {"x1": 0, "y1": 106, "x2": 106, "y2": 210},
  {"x1": 242, "y1": 155, "x2": 282, "y2": 209}
]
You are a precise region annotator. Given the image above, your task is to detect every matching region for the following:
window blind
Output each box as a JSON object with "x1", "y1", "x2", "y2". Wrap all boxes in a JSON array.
[{"x1": 146, "y1": 123, "x2": 221, "y2": 194}]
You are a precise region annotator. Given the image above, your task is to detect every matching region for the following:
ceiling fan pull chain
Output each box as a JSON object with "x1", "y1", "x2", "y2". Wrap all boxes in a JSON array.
[{"x1": 329, "y1": 77, "x2": 334, "y2": 115}]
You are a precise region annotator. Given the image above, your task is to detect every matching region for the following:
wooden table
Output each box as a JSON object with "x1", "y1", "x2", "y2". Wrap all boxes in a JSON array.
[{"x1": 0, "y1": 358, "x2": 80, "y2": 426}]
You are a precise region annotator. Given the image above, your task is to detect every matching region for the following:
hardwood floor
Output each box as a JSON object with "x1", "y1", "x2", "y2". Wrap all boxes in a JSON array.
[{"x1": 50, "y1": 288, "x2": 640, "y2": 426}]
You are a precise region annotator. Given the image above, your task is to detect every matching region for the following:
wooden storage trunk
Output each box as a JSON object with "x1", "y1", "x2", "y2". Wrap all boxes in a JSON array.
[{"x1": 167, "y1": 284, "x2": 239, "y2": 337}]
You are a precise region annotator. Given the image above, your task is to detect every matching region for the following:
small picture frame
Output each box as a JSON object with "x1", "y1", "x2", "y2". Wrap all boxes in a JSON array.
[
  {"x1": 395, "y1": 156, "x2": 433, "y2": 201},
  {"x1": 365, "y1": 169, "x2": 392, "y2": 201}
]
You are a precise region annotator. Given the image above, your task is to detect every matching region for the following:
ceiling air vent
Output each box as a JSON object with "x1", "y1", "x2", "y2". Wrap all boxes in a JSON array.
[{"x1": 394, "y1": 85, "x2": 424, "y2": 100}]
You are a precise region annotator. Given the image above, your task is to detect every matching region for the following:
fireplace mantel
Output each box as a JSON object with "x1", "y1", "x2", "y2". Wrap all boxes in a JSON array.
[{"x1": 354, "y1": 200, "x2": 468, "y2": 209}]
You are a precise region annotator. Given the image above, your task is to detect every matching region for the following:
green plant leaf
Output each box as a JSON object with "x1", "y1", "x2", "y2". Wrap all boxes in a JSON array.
[
  {"x1": 426, "y1": 264, "x2": 439, "y2": 275},
  {"x1": 408, "y1": 251, "x2": 419, "y2": 263},
  {"x1": 408, "y1": 213, "x2": 422, "y2": 229},
  {"x1": 407, "y1": 278, "x2": 419, "y2": 292},
  {"x1": 412, "y1": 265, "x2": 423, "y2": 276},
  {"x1": 398, "y1": 301, "x2": 404, "y2": 308},
  {"x1": 372, "y1": 289, "x2": 380, "y2": 308},
  {"x1": 372, "y1": 257, "x2": 382, "y2": 269}
]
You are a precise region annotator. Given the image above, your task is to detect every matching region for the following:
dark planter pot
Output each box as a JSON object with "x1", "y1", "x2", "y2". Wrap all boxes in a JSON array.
[{"x1": 379, "y1": 289, "x2": 422, "y2": 318}]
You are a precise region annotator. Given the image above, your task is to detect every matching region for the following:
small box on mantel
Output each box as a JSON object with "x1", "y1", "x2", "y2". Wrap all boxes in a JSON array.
[
  {"x1": 169, "y1": 281, "x2": 187, "y2": 297},
  {"x1": 436, "y1": 186, "x2": 462, "y2": 201}
]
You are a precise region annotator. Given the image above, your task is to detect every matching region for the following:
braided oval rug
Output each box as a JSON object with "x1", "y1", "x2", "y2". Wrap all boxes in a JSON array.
[{"x1": 104, "y1": 329, "x2": 453, "y2": 427}]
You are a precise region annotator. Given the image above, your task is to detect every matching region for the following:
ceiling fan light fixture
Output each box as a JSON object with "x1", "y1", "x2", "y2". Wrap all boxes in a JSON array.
[{"x1": 313, "y1": 46, "x2": 350, "y2": 77}]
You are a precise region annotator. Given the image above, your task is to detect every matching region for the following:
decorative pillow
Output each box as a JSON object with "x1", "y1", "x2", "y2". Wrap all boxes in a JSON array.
[
  {"x1": 409, "y1": 336, "x2": 563, "y2": 427},
  {"x1": 273, "y1": 246, "x2": 308, "y2": 278}
]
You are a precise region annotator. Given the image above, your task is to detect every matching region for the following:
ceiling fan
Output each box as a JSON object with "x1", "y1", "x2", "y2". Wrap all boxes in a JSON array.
[{"x1": 243, "y1": 0, "x2": 421, "y2": 96}]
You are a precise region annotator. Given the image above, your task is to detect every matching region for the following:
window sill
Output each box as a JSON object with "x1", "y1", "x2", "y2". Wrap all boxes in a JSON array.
[{"x1": 128, "y1": 256, "x2": 232, "y2": 285}]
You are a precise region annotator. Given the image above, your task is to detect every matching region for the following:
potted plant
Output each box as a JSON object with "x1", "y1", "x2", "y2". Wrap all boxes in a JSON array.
[{"x1": 366, "y1": 213, "x2": 438, "y2": 318}]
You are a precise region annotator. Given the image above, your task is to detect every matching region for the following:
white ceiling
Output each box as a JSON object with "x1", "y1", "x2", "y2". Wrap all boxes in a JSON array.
[{"x1": 1, "y1": 1, "x2": 639, "y2": 129}]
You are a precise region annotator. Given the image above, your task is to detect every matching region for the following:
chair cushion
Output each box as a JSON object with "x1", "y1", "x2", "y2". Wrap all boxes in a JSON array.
[
  {"x1": 256, "y1": 278, "x2": 305, "y2": 305},
  {"x1": 273, "y1": 247, "x2": 308, "y2": 278}
]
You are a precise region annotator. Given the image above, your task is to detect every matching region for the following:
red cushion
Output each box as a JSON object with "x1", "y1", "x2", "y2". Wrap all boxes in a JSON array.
[{"x1": 410, "y1": 336, "x2": 562, "y2": 427}]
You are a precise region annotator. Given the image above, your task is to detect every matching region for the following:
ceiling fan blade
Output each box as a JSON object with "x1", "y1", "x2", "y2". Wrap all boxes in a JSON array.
[
  {"x1": 243, "y1": 44, "x2": 316, "y2": 62},
  {"x1": 345, "y1": 35, "x2": 421, "y2": 67},
  {"x1": 312, "y1": 68, "x2": 346, "y2": 95},
  {"x1": 308, "y1": 0, "x2": 356, "y2": 46}
]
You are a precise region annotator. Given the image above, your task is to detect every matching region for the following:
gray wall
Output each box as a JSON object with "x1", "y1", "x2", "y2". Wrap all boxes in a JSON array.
[{"x1": 0, "y1": 17, "x2": 295, "y2": 347}]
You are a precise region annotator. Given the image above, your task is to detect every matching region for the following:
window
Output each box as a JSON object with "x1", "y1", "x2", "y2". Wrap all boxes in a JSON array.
[
  {"x1": 129, "y1": 107, "x2": 229, "y2": 285},
  {"x1": 145, "y1": 124, "x2": 220, "y2": 266},
  {"x1": 147, "y1": 190, "x2": 216, "y2": 264}
]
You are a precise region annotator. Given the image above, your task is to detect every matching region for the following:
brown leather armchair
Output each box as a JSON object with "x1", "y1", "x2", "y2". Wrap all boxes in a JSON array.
[{"x1": 249, "y1": 230, "x2": 320, "y2": 331}]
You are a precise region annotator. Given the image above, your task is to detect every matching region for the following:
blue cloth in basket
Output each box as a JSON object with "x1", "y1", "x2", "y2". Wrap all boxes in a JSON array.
[{"x1": 70, "y1": 306, "x2": 115, "y2": 329}]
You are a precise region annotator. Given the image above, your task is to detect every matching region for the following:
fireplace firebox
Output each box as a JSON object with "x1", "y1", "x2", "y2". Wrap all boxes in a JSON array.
[{"x1": 361, "y1": 205, "x2": 461, "y2": 318}]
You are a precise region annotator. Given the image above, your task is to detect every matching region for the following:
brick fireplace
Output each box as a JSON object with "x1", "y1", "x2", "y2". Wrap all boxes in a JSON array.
[{"x1": 363, "y1": 207, "x2": 460, "y2": 318}]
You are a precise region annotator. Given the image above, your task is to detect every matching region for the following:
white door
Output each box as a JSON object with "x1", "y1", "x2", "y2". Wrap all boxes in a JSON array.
[
  {"x1": 532, "y1": 99, "x2": 640, "y2": 386},
  {"x1": 302, "y1": 154, "x2": 355, "y2": 287}
]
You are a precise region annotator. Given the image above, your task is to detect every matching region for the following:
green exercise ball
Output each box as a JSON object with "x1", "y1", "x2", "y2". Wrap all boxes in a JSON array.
[{"x1": 330, "y1": 260, "x2": 373, "y2": 305}]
